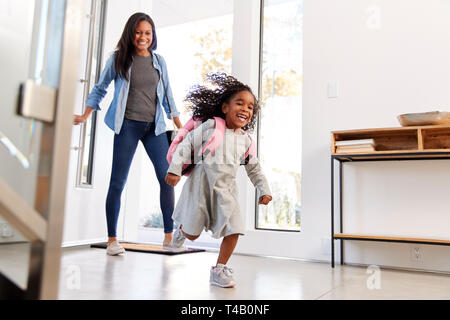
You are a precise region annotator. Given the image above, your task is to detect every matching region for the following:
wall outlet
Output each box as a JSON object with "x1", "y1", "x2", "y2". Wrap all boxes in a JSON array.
[
  {"x1": 1, "y1": 223, "x2": 14, "y2": 238},
  {"x1": 410, "y1": 246, "x2": 422, "y2": 262}
]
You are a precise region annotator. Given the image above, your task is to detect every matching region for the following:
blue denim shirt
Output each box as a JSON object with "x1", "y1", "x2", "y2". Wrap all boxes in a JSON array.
[{"x1": 86, "y1": 51, "x2": 180, "y2": 136}]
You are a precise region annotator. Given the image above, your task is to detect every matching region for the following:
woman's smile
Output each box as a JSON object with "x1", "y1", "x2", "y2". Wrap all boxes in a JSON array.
[{"x1": 133, "y1": 20, "x2": 153, "y2": 55}]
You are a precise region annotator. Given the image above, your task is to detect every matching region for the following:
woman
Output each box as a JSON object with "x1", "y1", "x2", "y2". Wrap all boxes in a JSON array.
[{"x1": 74, "y1": 12, "x2": 182, "y2": 255}]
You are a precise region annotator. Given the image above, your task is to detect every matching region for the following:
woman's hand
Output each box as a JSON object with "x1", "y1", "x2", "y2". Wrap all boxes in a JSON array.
[
  {"x1": 73, "y1": 114, "x2": 87, "y2": 125},
  {"x1": 173, "y1": 117, "x2": 183, "y2": 129},
  {"x1": 73, "y1": 107, "x2": 94, "y2": 125},
  {"x1": 258, "y1": 195, "x2": 272, "y2": 205},
  {"x1": 165, "y1": 173, "x2": 181, "y2": 186}
]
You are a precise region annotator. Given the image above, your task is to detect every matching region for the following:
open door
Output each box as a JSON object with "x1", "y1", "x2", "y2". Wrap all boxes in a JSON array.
[{"x1": 0, "y1": 0, "x2": 83, "y2": 299}]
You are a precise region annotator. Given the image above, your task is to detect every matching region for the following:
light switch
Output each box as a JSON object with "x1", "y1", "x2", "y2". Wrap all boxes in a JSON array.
[
  {"x1": 1, "y1": 223, "x2": 14, "y2": 238},
  {"x1": 327, "y1": 81, "x2": 339, "y2": 98}
]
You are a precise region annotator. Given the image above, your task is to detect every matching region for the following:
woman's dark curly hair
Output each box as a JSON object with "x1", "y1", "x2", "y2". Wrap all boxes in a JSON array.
[{"x1": 184, "y1": 72, "x2": 260, "y2": 131}]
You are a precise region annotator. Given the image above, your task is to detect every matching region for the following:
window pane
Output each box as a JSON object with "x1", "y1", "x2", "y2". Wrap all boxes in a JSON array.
[
  {"x1": 138, "y1": 1, "x2": 233, "y2": 230},
  {"x1": 257, "y1": 0, "x2": 303, "y2": 231}
]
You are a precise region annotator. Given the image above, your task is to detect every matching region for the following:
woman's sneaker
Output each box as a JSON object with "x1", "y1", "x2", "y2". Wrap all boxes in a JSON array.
[
  {"x1": 106, "y1": 240, "x2": 125, "y2": 255},
  {"x1": 164, "y1": 225, "x2": 187, "y2": 252},
  {"x1": 210, "y1": 264, "x2": 235, "y2": 288}
]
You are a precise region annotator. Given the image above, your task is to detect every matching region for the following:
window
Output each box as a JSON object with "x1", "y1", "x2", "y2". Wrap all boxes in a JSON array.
[
  {"x1": 138, "y1": 1, "x2": 233, "y2": 230},
  {"x1": 256, "y1": 0, "x2": 303, "y2": 231}
]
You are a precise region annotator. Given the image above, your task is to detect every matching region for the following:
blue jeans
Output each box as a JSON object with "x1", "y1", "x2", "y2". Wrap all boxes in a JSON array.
[{"x1": 106, "y1": 119, "x2": 174, "y2": 237}]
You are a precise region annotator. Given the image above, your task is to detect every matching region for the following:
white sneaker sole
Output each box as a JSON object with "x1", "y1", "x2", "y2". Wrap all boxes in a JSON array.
[
  {"x1": 163, "y1": 244, "x2": 187, "y2": 252},
  {"x1": 106, "y1": 248, "x2": 125, "y2": 256},
  {"x1": 210, "y1": 280, "x2": 235, "y2": 288}
]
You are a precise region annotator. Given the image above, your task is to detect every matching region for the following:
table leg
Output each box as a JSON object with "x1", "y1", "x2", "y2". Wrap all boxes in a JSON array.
[
  {"x1": 340, "y1": 160, "x2": 344, "y2": 265},
  {"x1": 331, "y1": 156, "x2": 335, "y2": 268}
]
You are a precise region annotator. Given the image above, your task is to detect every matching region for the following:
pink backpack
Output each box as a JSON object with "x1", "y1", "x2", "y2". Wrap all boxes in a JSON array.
[{"x1": 166, "y1": 117, "x2": 257, "y2": 176}]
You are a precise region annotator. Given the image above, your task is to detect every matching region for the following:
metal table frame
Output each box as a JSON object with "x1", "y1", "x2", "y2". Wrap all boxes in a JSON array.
[{"x1": 331, "y1": 151, "x2": 450, "y2": 268}]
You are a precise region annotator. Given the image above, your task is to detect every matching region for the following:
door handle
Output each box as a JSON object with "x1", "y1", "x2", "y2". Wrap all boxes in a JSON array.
[{"x1": 18, "y1": 80, "x2": 57, "y2": 123}]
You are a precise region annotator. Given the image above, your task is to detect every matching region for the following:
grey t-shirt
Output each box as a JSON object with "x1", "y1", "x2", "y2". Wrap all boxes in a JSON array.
[{"x1": 125, "y1": 54, "x2": 160, "y2": 122}]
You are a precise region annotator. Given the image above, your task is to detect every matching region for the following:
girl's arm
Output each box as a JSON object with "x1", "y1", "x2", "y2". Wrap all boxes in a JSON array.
[
  {"x1": 165, "y1": 172, "x2": 180, "y2": 186},
  {"x1": 244, "y1": 158, "x2": 272, "y2": 204},
  {"x1": 258, "y1": 194, "x2": 272, "y2": 205}
]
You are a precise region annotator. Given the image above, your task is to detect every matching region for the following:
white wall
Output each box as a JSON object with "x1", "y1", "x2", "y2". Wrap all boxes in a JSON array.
[
  {"x1": 301, "y1": 0, "x2": 450, "y2": 271},
  {"x1": 236, "y1": 0, "x2": 450, "y2": 274},
  {"x1": 151, "y1": 0, "x2": 233, "y2": 27}
]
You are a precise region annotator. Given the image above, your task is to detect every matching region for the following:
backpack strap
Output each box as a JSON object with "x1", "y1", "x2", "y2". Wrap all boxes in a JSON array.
[
  {"x1": 241, "y1": 133, "x2": 257, "y2": 165},
  {"x1": 167, "y1": 118, "x2": 191, "y2": 164},
  {"x1": 182, "y1": 117, "x2": 225, "y2": 176},
  {"x1": 201, "y1": 117, "x2": 226, "y2": 156},
  {"x1": 166, "y1": 117, "x2": 202, "y2": 164},
  {"x1": 167, "y1": 117, "x2": 226, "y2": 176}
]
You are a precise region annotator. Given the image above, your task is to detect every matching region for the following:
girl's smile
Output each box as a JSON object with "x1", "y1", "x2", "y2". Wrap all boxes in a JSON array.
[{"x1": 222, "y1": 91, "x2": 255, "y2": 130}]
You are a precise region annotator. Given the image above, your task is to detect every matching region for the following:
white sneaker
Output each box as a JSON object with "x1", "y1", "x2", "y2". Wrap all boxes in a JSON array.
[
  {"x1": 163, "y1": 242, "x2": 187, "y2": 252},
  {"x1": 106, "y1": 241, "x2": 125, "y2": 255},
  {"x1": 164, "y1": 225, "x2": 187, "y2": 252},
  {"x1": 210, "y1": 264, "x2": 235, "y2": 288}
]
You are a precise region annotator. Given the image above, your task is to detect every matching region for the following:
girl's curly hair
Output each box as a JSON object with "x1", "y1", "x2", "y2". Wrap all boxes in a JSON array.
[{"x1": 184, "y1": 72, "x2": 260, "y2": 131}]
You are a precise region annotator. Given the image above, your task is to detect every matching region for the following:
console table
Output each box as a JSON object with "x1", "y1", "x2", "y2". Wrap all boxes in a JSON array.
[{"x1": 330, "y1": 124, "x2": 450, "y2": 267}]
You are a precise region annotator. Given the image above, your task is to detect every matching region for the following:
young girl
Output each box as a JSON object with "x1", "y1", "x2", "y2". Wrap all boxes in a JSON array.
[{"x1": 165, "y1": 73, "x2": 272, "y2": 288}]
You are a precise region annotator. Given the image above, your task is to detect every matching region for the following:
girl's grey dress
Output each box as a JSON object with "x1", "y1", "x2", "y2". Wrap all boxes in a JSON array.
[{"x1": 167, "y1": 119, "x2": 271, "y2": 238}]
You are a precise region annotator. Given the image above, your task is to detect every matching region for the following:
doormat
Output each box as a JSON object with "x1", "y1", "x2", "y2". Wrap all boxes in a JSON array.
[{"x1": 90, "y1": 242, "x2": 205, "y2": 255}]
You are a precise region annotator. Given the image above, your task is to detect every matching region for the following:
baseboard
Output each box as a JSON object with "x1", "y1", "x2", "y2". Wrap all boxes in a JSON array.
[
  {"x1": 62, "y1": 238, "x2": 108, "y2": 248},
  {"x1": 0, "y1": 241, "x2": 28, "y2": 246}
]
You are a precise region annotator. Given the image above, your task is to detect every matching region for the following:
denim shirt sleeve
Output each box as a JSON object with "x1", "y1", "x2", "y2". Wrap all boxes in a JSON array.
[
  {"x1": 157, "y1": 54, "x2": 180, "y2": 119},
  {"x1": 85, "y1": 54, "x2": 116, "y2": 110}
]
